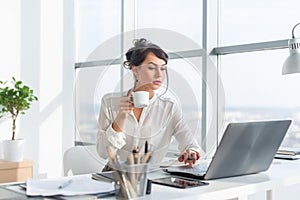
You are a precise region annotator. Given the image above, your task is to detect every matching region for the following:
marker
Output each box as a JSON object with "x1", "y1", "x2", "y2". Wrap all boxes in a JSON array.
[{"x1": 58, "y1": 179, "x2": 73, "y2": 189}]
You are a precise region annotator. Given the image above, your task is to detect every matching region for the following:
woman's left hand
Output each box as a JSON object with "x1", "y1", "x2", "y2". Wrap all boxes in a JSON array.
[{"x1": 177, "y1": 149, "x2": 200, "y2": 167}]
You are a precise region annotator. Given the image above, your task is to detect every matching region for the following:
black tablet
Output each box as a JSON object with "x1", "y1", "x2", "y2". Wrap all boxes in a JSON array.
[{"x1": 151, "y1": 177, "x2": 208, "y2": 189}]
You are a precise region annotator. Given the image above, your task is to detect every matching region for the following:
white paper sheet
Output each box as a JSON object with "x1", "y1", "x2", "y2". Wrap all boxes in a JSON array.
[{"x1": 26, "y1": 176, "x2": 114, "y2": 196}]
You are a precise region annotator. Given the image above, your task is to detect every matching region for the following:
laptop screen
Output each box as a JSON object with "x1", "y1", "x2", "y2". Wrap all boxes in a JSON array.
[{"x1": 204, "y1": 120, "x2": 292, "y2": 179}]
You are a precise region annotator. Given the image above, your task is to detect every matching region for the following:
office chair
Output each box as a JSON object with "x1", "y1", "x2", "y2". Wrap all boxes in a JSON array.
[{"x1": 63, "y1": 145, "x2": 106, "y2": 176}]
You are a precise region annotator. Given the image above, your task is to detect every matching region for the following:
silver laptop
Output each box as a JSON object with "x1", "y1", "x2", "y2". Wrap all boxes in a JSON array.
[{"x1": 165, "y1": 120, "x2": 292, "y2": 180}]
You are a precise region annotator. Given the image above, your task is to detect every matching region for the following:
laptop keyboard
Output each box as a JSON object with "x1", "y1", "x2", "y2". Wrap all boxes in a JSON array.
[
  {"x1": 180, "y1": 163, "x2": 209, "y2": 175},
  {"x1": 165, "y1": 162, "x2": 209, "y2": 177}
]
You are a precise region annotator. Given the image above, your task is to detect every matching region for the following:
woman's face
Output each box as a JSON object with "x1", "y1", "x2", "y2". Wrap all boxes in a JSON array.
[{"x1": 132, "y1": 52, "x2": 167, "y2": 92}]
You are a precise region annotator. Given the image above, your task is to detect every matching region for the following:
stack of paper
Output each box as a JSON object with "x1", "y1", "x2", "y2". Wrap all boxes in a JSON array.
[
  {"x1": 275, "y1": 147, "x2": 300, "y2": 160},
  {"x1": 92, "y1": 171, "x2": 115, "y2": 182},
  {"x1": 26, "y1": 176, "x2": 115, "y2": 196}
]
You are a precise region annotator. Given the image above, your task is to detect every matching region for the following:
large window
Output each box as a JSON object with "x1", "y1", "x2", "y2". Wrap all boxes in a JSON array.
[
  {"x1": 219, "y1": 1, "x2": 300, "y2": 147},
  {"x1": 75, "y1": 0, "x2": 300, "y2": 154}
]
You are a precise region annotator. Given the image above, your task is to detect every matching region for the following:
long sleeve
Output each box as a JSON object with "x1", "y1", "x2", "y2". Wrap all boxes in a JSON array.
[{"x1": 96, "y1": 94, "x2": 126, "y2": 159}]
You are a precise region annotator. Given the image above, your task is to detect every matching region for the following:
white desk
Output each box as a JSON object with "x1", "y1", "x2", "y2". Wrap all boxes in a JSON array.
[
  {"x1": 148, "y1": 159, "x2": 300, "y2": 200},
  {"x1": 1, "y1": 159, "x2": 300, "y2": 199}
]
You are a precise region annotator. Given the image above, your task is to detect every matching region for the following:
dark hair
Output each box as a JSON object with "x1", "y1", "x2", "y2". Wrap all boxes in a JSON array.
[{"x1": 123, "y1": 38, "x2": 169, "y2": 69}]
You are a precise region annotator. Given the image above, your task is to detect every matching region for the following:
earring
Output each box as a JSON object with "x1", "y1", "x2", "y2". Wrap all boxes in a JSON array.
[{"x1": 135, "y1": 79, "x2": 138, "y2": 83}]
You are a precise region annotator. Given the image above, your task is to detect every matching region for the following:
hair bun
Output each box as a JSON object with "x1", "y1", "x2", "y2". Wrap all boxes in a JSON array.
[
  {"x1": 124, "y1": 38, "x2": 149, "y2": 68},
  {"x1": 123, "y1": 38, "x2": 168, "y2": 69},
  {"x1": 133, "y1": 38, "x2": 149, "y2": 48}
]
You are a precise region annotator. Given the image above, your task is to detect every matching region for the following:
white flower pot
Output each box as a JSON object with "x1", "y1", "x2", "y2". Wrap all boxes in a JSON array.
[{"x1": 2, "y1": 139, "x2": 25, "y2": 162}]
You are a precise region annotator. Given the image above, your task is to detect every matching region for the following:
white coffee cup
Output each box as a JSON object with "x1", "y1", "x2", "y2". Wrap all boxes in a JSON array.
[{"x1": 132, "y1": 91, "x2": 149, "y2": 108}]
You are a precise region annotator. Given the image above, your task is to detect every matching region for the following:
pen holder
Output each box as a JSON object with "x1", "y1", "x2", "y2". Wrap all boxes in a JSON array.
[
  {"x1": 113, "y1": 163, "x2": 151, "y2": 199},
  {"x1": 106, "y1": 146, "x2": 152, "y2": 199}
]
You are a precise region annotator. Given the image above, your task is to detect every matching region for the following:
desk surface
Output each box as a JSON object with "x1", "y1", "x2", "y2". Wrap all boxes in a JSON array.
[
  {"x1": 149, "y1": 159, "x2": 300, "y2": 200},
  {"x1": 1, "y1": 159, "x2": 300, "y2": 200}
]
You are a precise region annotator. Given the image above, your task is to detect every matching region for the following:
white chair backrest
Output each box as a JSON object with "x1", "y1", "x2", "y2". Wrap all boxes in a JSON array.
[{"x1": 63, "y1": 145, "x2": 106, "y2": 176}]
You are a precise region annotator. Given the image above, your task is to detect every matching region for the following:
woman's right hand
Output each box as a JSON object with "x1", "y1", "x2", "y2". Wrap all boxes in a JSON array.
[
  {"x1": 112, "y1": 91, "x2": 134, "y2": 132},
  {"x1": 118, "y1": 93, "x2": 134, "y2": 117},
  {"x1": 178, "y1": 149, "x2": 200, "y2": 167}
]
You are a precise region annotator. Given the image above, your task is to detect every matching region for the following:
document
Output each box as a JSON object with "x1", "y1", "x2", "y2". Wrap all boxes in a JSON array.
[{"x1": 26, "y1": 175, "x2": 115, "y2": 196}]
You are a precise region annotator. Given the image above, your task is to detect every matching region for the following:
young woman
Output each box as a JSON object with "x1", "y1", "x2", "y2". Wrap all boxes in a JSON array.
[{"x1": 97, "y1": 38, "x2": 202, "y2": 170}]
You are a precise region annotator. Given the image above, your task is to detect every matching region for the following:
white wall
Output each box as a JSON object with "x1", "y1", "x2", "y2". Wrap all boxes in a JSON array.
[{"x1": 0, "y1": 0, "x2": 75, "y2": 178}]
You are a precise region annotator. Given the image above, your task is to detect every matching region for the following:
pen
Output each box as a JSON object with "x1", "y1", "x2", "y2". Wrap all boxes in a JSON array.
[
  {"x1": 58, "y1": 179, "x2": 73, "y2": 189},
  {"x1": 106, "y1": 146, "x2": 134, "y2": 198},
  {"x1": 127, "y1": 152, "x2": 136, "y2": 192},
  {"x1": 144, "y1": 141, "x2": 148, "y2": 154},
  {"x1": 142, "y1": 151, "x2": 152, "y2": 164},
  {"x1": 133, "y1": 147, "x2": 140, "y2": 165}
]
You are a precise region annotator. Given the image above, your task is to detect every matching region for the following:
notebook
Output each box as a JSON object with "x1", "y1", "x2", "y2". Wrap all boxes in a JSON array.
[{"x1": 165, "y1": 120, "x2": 292, "y2": 180}]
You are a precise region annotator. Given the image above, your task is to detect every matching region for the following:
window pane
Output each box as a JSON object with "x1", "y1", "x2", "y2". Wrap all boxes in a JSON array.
[
  {"x1": 220, "y1": 50, "x2": 300, "y2": 147},
  {"x1": 167, "y1": 58, "x2": 203, "y2": 134},
  {"x1": 77, "y1": 0, "x2": 121, "y2": 62},
  {"x1": 75, "y1": 65, "x2": 121, "y2": 144},
  {"x1": 220, "y1": 0, "x2": 300, "y2": 46},
  {"x1": 137, "y1": 0, "x2": 203, "y2": 49},
  {"x1": 167, "y1": 57, "x2": 216, "y2": 154}
]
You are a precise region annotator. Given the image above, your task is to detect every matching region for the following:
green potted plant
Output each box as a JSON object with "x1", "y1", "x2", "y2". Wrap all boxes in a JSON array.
[{"x1": 0, "y1": 77, "x2": 38, "y2": 162}]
